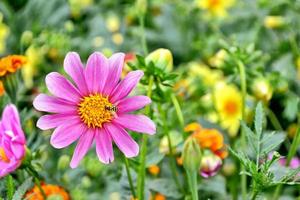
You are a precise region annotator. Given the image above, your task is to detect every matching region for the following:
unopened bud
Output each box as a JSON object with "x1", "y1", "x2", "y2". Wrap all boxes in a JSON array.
[
  {"x1": 182, "y1": 138, "x2": 202, "y2": 172},
  {"x1": 252, "y1": 78, "x2": 273, "y2": 102},
  {"x1": 264, "y1": 16, "x2": 285, "y2": 29},
  {"x1": 21, "y1": 31, "x2": 33, "y2": 46},
  {"x1": 200, "y1": 151, "x2": 222, "y2": 178},
  {"x1": 146, "y1": 48, "x2": 173, "y2": 72},
  {"x1": 58, "y1": 155, "x2": 70, "y2": 170}
]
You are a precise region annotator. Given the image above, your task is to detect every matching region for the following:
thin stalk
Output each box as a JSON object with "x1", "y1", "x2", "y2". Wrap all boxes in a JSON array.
[
  {"x1": 158, "y1": 104, "x2": 185, "y2": 194},
  {"x1": 26, "y1": 166, "x2": 46, "y2": 199},
  {"x1": 171, "y1": 94, "x2": 185, "y2": 136},
  {"x1": 186, "y1": 170, "x2": 198, "y2": 200},
  {"x1": 137, "y1": 76, "x2": 153, "y2": 200},
  {"x1": 237, "y1": 60, "x2": 247, "y2": 200},
  {"x1": 139, "y1": 14, "x2": 148, "y2": 55},
  {"x1": 124, "y1": 156, "x2": 136, "y2": 198}
]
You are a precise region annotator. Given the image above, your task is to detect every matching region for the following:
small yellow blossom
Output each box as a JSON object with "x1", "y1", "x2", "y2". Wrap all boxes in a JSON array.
[
  {"x1": 214, "y1": 82, "x2": 242, "y2": 137},
  {"x1": 264, "y1": 16, "x2": 285, "y2": 29},
  {"x1": 209, "y1": 49, "x2": 228, "y2": 68},
  {"x1": 112, "y1": 33, "x2": 124, "y2": 45},
  {"x1": 197, "y1": 0, "x2": 235, "y2": 18}
]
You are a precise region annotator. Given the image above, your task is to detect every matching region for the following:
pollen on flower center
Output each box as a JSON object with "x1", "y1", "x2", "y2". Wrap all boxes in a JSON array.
[
  {"x1": 78, "y1": 94, "x2": 115, "y2": 128},
  {"x1": 0, "y1": 147, "x2": 10, "y2": 163}
]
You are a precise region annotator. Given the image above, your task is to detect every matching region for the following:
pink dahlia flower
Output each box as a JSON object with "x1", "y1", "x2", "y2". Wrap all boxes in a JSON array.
[
  {"x1": 33, "y1": 52, "x2": 156, "y2": 168},
  {"x1": 0, "y1": 104, "x2": 26, "y2": 178}
]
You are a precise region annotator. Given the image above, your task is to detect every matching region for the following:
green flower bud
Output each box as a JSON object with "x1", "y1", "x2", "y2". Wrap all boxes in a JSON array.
[
  {"x1": 182, "y1": 138, "x2": 202, "y2": 172},
  {"x1": 58, "y1": 155, "x2": 70, "y2": 170},
  {"x1": 21, "y1": 31, "x2": 33, "y2": 46},
  {"x1": 146, "y1": 48, "x2": 173, "y2": 72},
  {"x1": 252, "y1": 78, "x2": 273, "y2": 102}
]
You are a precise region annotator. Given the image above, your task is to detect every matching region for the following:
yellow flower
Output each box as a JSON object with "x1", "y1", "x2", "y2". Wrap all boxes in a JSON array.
[
  {"x1": 208, "y1": 49, "x2": 228, "y2": 68},
  {"x1": 214, "y1": 83, "x2": 242, "y2": 137},
  {"x1": 197, "y1": 0, "x2": 235, "y2": 18},
  {"x1": 0, "y1": 13, "x2": 9, "y2": 54},
  {"x1": 112, "y1": 33, "x2": 124, "y2": 45},
  {"x1": 264, "y1": 16, "x2": 285, "y2": 29},
  {"x1": 22, "y1": 46, "x2": 43, "y2": 88}
]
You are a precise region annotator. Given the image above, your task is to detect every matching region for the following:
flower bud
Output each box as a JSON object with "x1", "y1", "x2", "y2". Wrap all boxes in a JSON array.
[
  {"x1": 252, "y1": 78, "x2": 273, "y2": 102},
  {"x1": 264, "y1": 16, "x2": 285, "y2": 29},
  {"x1": 182, "y1": 138, "x2": 202, "y2": 172},
  {"x1": 146, "y1": 48, "x2": 173, "y2": 72},
  {"x1": 200, "y1": 151, "x2": 222, "y2": 178},
  {"x1": 58, "y1": 155, "x2": 70, "y2": 170},
  {"x1": 21, "y1": 31, "x2": 33, "y2": 46}
]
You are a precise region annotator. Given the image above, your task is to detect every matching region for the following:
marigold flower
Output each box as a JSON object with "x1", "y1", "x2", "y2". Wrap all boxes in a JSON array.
[
  {"x1": 0, "y1": 104, "x2": 26, "y2": 178},
  {"x1": 148, "y1": 164, "x2": 160, "y2": 176},
  {"x1": 153, "y1": 193, "x2": 166, "y2": 200},
  {"x1": 0, "y1": 55, "x2": 27, "y2": 77},
  {"x1": 24, "y1": 183, "x2": 70, "y2": 200},
  {"x1": 0, "y1": 80, "x2": 4, "y2": 96},
  {"x1": 33, "y1": 52, "x2": 156, "y2": 168}
]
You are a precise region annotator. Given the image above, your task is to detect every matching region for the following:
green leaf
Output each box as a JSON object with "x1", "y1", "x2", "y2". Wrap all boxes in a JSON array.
[
  {"x1": 148, "y1": 178, "x2": 183, "y2": 199},
  {"x1": 255, "y1": 102, "x2": 264, "y2": 138},
  {"x1": 12, "y1": 178, "x2": 33, "y2": 200},
  {"x1": 241, "y1": 121, "x2": 258, "y2": 155},
  {"x1": 6, "y1": 175, "x2": 14, "y2": 200},
  {"x1": 261, "y1": 131, "x2": 285, "y2": 155}
]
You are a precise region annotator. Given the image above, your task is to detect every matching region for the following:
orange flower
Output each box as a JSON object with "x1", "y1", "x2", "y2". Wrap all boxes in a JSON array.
[
  {"x1": 0, "y1": 55, "x2": 27, "y2": 77},
  {"x1": 0, "y1": 81, "x2": 4, "y2": 96},
  {"x1": 154, "y1": 193, "x2": 166, "y2": 200},
  {"x1": 148, "y1": 164, "x2": 160, "y2": 176},
  {"x1": 24, "y1": 183, "x2": 70, "y2": 200},
  {"x1": 185, "y1": 123, "x2": 228, "y2": 159}
]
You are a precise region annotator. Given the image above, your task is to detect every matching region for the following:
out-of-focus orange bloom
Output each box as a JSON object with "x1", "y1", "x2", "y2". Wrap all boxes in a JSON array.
[
  {"x1": 185, "y1": 123, "x2": 228, "y2": 159},
  {"x1": 148, "y1": 164, "x2": 160, "y2": 176},
  {"x1": 153, "y1": 193, "x2": 166, "y2": 200},
  {"x1": 0, "y1": 55, "x2": 27, "y2": 76},
  {"x1": 24, "y1": 183, "x2": 70, "y2": 200},
  {"x1": 174, "y1": 79, "x2": 189, "y2": 98},
  {"x1": 176, "y1": 156, "x2": 183, "y2": 166},
  {"x1": 0, "y1": 81, "x2": 4, "y2": 96}
]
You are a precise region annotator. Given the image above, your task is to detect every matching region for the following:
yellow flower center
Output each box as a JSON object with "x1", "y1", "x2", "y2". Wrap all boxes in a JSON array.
[
  {"x1": 208, "y1": 0, "x2": 221, "y2": 8},
  {"x1": 0, "y1": 147, "x2": 10, "y2": 163},
  {"x1": 224, "y1": 100, "x2": 238, "y2": 116},
  {"x1": 78, "y1": 94, "x2": 116, "y2": 128}
]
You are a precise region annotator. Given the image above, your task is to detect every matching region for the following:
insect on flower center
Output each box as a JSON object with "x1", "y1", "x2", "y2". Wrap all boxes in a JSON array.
[
  {"x1": 0, "y1": 147, "x2": 10, "y2": 163},
  {"x1": 78, "y1": 94, "x2": 117, "y2": 128}
]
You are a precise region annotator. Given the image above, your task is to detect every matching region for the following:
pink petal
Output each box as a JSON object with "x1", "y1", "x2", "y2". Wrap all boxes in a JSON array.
[
  {"x1": 33, "y1": 94, "x2": 77, "y2": 114},
  {"x1": 37, "y1": 114, "x2": 79, "y2": 130},
  {"x1": 117, "y1": 96, "x2": 151, "y2": 113},
  {"x1": 113, "y1": 114, "x2": 156, "y2": 135},
  {"x1": 10, "y1": 143, "x2": 25, "y2": 160},
  {"x1": 95, "y1": 128, "x2": 114, "y2": 164},
  {"x1": 105, "y1": 123, "x2": 139, "y2": 158},
  {"x1": 46, "y1": 72, "x2": 81, "y2": 103},
  {"x1": 1, "y1": 105, "x2": 25, "y2": 142},
  {"x1": 103, "y1": 53, "x2": 125, "y2": 95},
  {"x1": 50, "y1": 120, "x2": 85, "y2": 149},
  {"x1": 70, "y1": 129, "x2": 95, "y2": 168},
  {"x1": 63, "y1": 52, "x2": 88, "y2": 95},
  {"x1": 110, "y1": 70, "x2": 144, "y2": 103},
  {"x1": 85, "y1": 52, "x2": 109, "y2": 93}
]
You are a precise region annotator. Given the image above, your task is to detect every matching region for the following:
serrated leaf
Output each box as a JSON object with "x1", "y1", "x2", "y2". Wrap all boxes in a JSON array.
[
  {"x1": 255, "y1": 102, "x2": 264, "y2": 138},
  {"x1": 261, "y1": 132, "x2": 285, "y2": 155},
  {"x1": 241, "y1": 121, "x2": 258, "y2": 155},
  {"x1": 12, "y1": 178, "x2": 33, "y2": 200}
]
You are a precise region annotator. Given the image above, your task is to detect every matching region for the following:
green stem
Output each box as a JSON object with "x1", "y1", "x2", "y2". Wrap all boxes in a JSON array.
[
  {"x1": 237, "y1": 60, "x2": 247, "y2": 200},
  {"x1": 6, "y1": 175, "x2": 14, "y2": 200},
  {"x1": 266, "y1": 107, "x2": 283, "y2": 131},
  {"x1": 124, "y1": 156, "x2": 136, "y2": 198},
  {"x1": 158, "y1": 104, "x2": 185, "y2": 194},
  {"x1": 171, "y1": 94, "x2": 185, "y2": 136},
  {"x1": 139, "y1": 14, "x2": 148, "y2": 55},
  {"x1": 137, "y1": 76, "x2": 154, "y2": 200},
  {"x1": 26, "y1": 166, "x2": 46, "y2": 199},
  {"x1": 186, "y1": 170, "x2": 198, "y2": 200}
]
